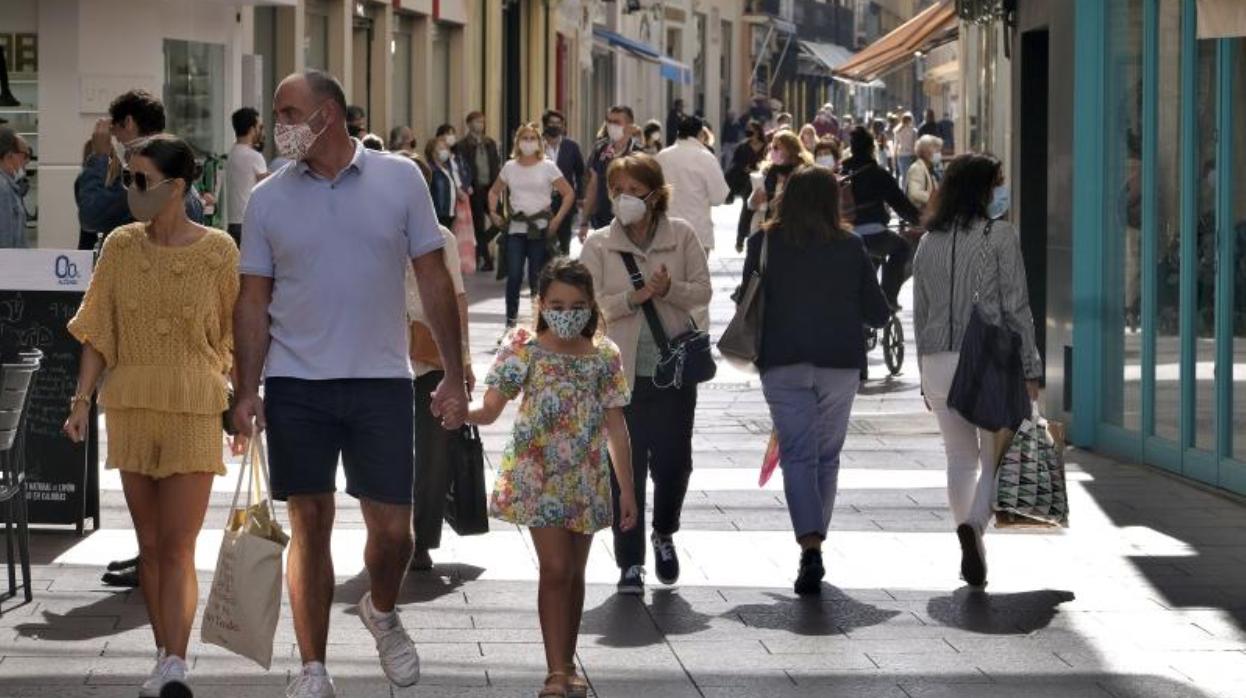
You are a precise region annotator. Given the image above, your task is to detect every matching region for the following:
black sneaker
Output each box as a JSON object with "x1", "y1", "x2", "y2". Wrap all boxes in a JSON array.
[
  {"x1": 651, "y1": 533, "x2": 680, "y2": 585},
  {"x1": 617, "y1": 565, "x2": 645, "y2": 596},
  {"x1": 794, "y1": 548, "x2": 825, "y2": 596},
  {"x1": 957, "y1": 523, "x2": 987, "y2": 587}
]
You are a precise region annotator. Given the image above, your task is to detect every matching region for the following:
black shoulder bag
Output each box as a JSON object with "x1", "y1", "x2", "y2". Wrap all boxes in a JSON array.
[
  {"x1": 946, "y1": 220, "x2": 1031, "y2": 432},
  {"x1": 619, "y1": 252, "x2": 717, "y2": 390}
]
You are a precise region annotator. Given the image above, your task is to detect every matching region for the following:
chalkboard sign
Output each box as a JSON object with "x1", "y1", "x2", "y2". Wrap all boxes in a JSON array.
[{"x1": 0, "y1": 250, "x2": 99, "y2": 531}]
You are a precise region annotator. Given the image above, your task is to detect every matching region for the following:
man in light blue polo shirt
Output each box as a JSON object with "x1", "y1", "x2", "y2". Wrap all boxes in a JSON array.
[{"x1": 232, "y1": 70, "x2": 466, "y2": 698}]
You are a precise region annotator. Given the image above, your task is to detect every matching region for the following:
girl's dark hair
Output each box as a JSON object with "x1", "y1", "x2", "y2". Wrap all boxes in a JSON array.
[
  {"x1": 765, "y1": 165, "x2": 850, "y2": 245},
  {"x1": 133, "y1": 134, "x2": 198, "y2": 186},
  {"x1": 435, "y1": 123, "x2": 456, "y2": 138},
  {"x1": 848, "y1": 126, "x2": 875, "y2": 159},
  {"x1": 535, "y1": 257, "x2": 602, "y2": 338},
  {"x1": 924, "y1": 153, "x2": 1003, "y2": 232}
]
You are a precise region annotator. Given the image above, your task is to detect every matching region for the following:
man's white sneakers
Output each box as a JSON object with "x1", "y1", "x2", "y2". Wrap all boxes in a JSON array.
[
  {"x1": 358, "y1": 591, "x2": 421, "y2": 687},
  {"x1": 286, "y1": 663, "x2": 336, "y2": 698}
]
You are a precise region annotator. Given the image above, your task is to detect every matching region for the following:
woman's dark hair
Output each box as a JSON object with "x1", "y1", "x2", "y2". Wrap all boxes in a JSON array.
[
  {"x1": 535, "y1": 257, "x2": 602, "y2": 338},
  {"x1": 361, "y1": 133, "x2": 385, "y2": 151},
  {"x1": 435, "y1": 123, "x2": 456, "y2": 138},
  {"x1": 924, "y1": 153, "x2": 1003, "y2": 232},
  {"x1": 132, "y1": 134, "x2": 198, "y2": 187},
  {"x1": 764, "y1": 165, "x2": 850, "y2": 245},
  {"x1": 849, "y1": 126, "x2": 875, "y2": 159},
  {"x1": 643, "y1": 120, "x2": 662, "y2": 140}
]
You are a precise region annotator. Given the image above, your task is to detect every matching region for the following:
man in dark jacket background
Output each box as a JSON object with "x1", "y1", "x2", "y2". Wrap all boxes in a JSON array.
[
  {"x1": 456, "y1": 110, "x2": 501, "y2": 271},
  {"x1": 841, "y1": 126, "x2": 922, "y2": 309},
  {"x1": 540, "y1": 109, "x2": 585, "y2": 256}
]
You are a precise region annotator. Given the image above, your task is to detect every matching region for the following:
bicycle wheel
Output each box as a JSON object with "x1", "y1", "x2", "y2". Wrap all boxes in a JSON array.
[
  {"x1": 883, "y1": 314, "x2": 904, "y2": 376},
  {"x1": 864, "y1": 325, "x2": 878, "y2": 352}
]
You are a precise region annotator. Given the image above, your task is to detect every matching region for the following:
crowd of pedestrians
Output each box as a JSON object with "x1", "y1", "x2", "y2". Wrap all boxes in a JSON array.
[{"x1": 48, "y1": 69, "x2": 1040, "y2": 698}]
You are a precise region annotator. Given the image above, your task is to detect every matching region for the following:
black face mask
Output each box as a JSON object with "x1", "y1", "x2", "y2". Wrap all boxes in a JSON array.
[
  {"x1": 544, "y1": 125, "x2": 562, "y2": 139},
  {"x1": 771, "y1": 163, "x2": 796, "y2": 176}
]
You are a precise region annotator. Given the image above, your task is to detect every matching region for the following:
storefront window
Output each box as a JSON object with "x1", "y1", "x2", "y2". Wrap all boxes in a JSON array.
[
  {"x1": 306, "y1": 12, "x2": 329, "y2": 71},
  {"x1": 1154, "y1": 0, "x2": 1183, "y2": 442},
  {"x1": 391, "y1": 24, "x2": 413, "y2": 131},
  {"x1": 1102, "y1": 0, "x2": 1143, "y2": 431},
  {"x1": 1232, "y1": 40, "x2": 1246, "y2": 461},
  {"x1": 429, "y1": 24, "x2": 451, "y2": 131},
  {"x1": 163, "y1": 39, "x2": 226, "y2": 156},
  {"x1": 1193, "y1": 38, "x2": 1218, "y2": 452}
]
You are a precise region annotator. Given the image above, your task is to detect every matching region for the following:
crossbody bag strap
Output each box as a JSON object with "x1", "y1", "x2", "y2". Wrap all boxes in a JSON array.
[
  {"x1": 619, "y1": 251, "x2": 672, "y2": 350},
  {"x1": 972, "y1": 218, "x2": 997, "y2": 304}
]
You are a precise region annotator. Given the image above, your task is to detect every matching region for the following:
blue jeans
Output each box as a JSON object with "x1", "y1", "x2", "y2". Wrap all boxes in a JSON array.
[
  {"x1": 505, "y1": 234, "x2": 550, "y2": 322},
  {"x1": 760, "y1": 364, "x2": 860, "y2": 541}
]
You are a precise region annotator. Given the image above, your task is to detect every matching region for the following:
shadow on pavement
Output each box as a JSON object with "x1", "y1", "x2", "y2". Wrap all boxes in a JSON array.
[
  {"x1": 926, "y1": 587, "x2": 1076, "y2": 634},
  {"x1": 725, "y1": 586, "x2": 901, "y2": 636},
  {"x1": 333, "y1": 563, "x2": 486, "y2": 608},
  {"x1": 1074, "y1": 453, "x2": 1246, "y2": 631},
  {"x1": 13, "y1": 589, "x2": 144, "y2": 641},
  {"x1": 580, "y1": 593, "x2": 667, "y2": 648}
]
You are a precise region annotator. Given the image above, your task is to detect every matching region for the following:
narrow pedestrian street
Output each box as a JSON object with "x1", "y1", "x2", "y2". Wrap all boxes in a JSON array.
[{"x1": 2, "y1": 203, "x2": 1245, "y2": 698}]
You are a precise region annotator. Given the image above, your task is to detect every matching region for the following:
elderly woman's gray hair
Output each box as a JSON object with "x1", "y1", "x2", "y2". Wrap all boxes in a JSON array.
[{"x1": 916, "y1": 134, "x2": 944, "y2": 160}]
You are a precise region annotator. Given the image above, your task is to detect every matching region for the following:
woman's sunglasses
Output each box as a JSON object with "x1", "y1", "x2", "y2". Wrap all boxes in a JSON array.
[{"x1": 121, "y1": 169, "x2": 173, "y2": 193}]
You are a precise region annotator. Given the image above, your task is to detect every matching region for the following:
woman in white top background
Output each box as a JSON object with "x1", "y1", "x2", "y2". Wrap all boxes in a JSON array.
[{"x1": 488, "y1": 123, "x2": 575, "y2": 329}]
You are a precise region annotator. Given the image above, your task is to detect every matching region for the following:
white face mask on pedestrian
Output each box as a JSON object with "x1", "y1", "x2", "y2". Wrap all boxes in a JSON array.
[
  {"x1": 606, "y1": 123, "x2": 626, "y2": 143},
  {"x1": 815, "y1": 155, "x2": 836, "y2": 169},
  {"x1": 274, "y1": 105, "x2": 328, "y2": 161},
  {"x1": 518, "y1": 139, "x2": 540, "y2": 157},
  {"x1": 541, "y1": 308, "x2": 593, "y2": 339},
  {"x1": 613, "y1": 191, "x2": 652, "y2": 226}
]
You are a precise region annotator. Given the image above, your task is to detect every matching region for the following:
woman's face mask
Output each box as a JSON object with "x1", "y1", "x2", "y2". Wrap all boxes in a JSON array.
[
  {"x1": 987, "y1": 184, "x2": 1011, "y2": 219},
  {"x1": 126, "y1": 178, "x2": 177, "y2": 223},
  {"x1": 613, "y1": 191, "x2": 652, "y2": 226},
  {"x1": 518, "y1": 139, "x2": 540, "y2": 156},
  {"x1": 815, "y1": 155, "x2": 836, "y2": 169},
  {"x1": 541, "y1": 308, "x2": 592, "y2": 339}
]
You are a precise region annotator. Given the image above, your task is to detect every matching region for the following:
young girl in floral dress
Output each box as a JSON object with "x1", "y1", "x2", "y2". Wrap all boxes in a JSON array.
[{"x1": 468, "y1": 257, "x2": 638, "y2": 698}]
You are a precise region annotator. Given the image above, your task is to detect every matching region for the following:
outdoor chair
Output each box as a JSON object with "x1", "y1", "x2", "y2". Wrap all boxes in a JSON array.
[{"x1": 0, "y1": 348, "x2": 42, "y2": 609}]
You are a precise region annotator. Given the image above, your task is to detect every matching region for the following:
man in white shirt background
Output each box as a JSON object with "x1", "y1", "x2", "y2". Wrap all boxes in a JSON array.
[
  {"x1": 656, "y1": 114, "x2": 729, "y2": 329},
  {"x1": 225, "y1": 107, "x2": 269, "y2": 246}
]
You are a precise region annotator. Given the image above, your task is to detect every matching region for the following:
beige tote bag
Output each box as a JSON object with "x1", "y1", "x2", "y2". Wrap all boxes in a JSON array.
[{"x1": 201, "y1": 431, "x2": 289, "y2": 669}]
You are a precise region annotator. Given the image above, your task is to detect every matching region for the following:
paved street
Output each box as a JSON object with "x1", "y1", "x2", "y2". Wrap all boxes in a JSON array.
[{"x1": 2, "y1": 203, "x2": 1246, "y2": 697}]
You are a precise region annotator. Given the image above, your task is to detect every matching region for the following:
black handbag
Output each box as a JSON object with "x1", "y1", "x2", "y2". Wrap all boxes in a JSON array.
[
  {"x1": 946, "y1": 220, "x2": 1031, "y2": 432},
  {"x1": 620, "y1": 252, "x2": 717, "y2": 390},
  {"x1": 443, "y1": 425, "x2": 490, "y2": 535}
]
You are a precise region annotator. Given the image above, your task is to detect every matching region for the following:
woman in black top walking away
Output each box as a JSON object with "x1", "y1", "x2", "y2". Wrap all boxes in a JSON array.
[
  {"x1": 911, "y1": 154, "x2": 1042, "y2": 589},
  {"x1": 744, "y1": 166, "x2": 891, "y2": 595},
  {"x1": 842, "y1": 126, "x2": 922, "y2": 309}
]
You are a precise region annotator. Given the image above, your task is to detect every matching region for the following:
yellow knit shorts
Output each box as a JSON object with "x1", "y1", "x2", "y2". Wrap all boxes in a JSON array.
[{"x1": 104, "y1": 408, "x2": 227, "y2": 479}]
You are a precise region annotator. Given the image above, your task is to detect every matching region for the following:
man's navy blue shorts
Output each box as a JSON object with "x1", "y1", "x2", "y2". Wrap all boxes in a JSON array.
[{"x1": 264, "y1": 377, "x2": 414, "y2": 506}]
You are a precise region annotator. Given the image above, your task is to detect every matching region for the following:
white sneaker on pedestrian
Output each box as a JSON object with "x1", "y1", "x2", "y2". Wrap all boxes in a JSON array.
[
  {"x1": 138, "y1": 655, "x2": 192, "y2": 698},
  {"x1": 286, "y1": 663, "x2": 336, "y2": 698},
  {"x1": 138, "y1": 650, "x2": 166, "y2": 698},
  {"x1": 358, "y1": 591, "x2": 420, "y2": 687}
]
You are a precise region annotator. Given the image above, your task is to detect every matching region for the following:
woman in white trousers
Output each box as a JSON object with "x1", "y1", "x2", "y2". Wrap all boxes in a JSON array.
[{"x1": 911, "y1": 153, "x2": 1042, "y2": 588}]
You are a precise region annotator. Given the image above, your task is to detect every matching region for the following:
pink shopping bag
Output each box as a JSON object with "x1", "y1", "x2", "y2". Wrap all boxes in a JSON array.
[{"x1": 759, "y1": 429, "x2": 781, "y2": 486}]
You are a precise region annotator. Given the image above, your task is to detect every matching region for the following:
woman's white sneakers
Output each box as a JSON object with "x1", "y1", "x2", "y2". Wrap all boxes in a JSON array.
[
  {"x1": 358, "y1": 591, "x2": 421, "y2": 687},
  {"x1": 286, "y1": 664, "x2": 336, "y2": 698},
  {"x1": 138, "y1": 654, "x2": 192, "y2": 698}
]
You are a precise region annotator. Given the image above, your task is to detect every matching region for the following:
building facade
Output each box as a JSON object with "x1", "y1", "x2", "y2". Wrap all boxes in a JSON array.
[{"x1": 1010, "y1": 0, "x2": 1246, "y2": 497}]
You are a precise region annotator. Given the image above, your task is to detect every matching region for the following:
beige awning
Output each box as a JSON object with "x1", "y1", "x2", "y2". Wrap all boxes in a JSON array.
[
  {"x1": 834, "y1": 0, "x2": 958, "y2": 83},
  {"x1": 1197, "y1": 0, "x2": 1246, "y2": 38}
]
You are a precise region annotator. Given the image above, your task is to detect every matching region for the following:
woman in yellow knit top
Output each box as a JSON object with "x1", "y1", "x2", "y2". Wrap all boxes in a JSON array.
[{"x1": 63, "y1": 134, "x2": 240, "y2": 697}]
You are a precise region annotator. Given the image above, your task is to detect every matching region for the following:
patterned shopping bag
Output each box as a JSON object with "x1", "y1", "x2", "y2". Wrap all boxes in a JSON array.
[{"x1": 993, "y1": 414, "x2": 1070, "y2": 528}]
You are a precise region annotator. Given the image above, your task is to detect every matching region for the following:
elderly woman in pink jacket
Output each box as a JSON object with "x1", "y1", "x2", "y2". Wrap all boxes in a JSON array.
[{"x1": 579, "y1": 152, "x2": 712, "y2": 598}]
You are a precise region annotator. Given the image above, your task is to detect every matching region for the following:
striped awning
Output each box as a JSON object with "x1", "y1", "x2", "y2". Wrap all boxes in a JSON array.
[{"x1": 834, "y1": 0, "x2": 959, "y2": 83}]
